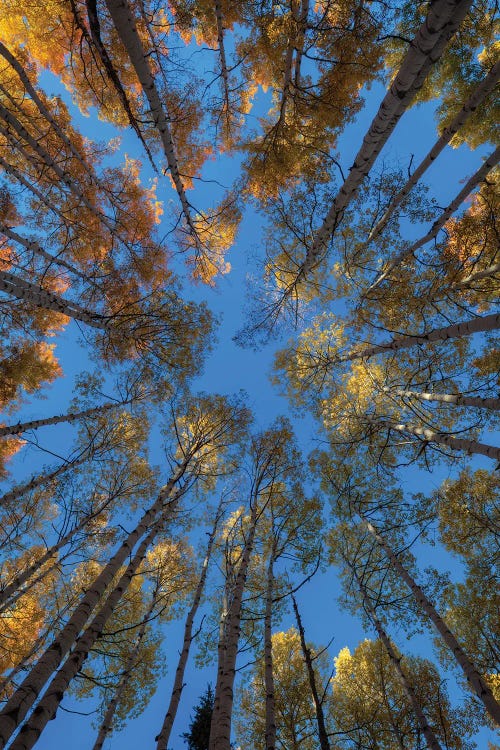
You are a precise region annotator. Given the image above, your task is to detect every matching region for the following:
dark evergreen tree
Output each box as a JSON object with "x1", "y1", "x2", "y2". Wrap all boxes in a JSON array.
[{"x1": 182, "y1": 685, "x2": 214, "y2": 750}]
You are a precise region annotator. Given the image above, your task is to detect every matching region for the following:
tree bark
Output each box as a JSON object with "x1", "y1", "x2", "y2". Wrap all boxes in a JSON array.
[
  {"x1": 0, "y1": 399, "x2": 129, "y2": 438},
  {"x1": 328, "y1": 312, "x2": 500, "y2": 367},
  {"x1": 301, "y1": 0, "x2": 472, "y2": 277},
  {"x1": 382, "y1": 388, "x2": 500, "y2": 411},
  {"x1": 104, "y1": 0, "x2": 199, "y2": 243},
  {"x1": 209, "y1": 504, "x2": 259, "y2": 750},
  {"x1": 291, "y1": 594, "x2": 330, "y2": 750},
  {"x1": 9, "y1": 510, "x2": 170, "y2": 750},
  {"x1": 451, "y1": 262, "x2": 500, "y2": 289},
  {"x1": 366, "y1": 145, "x2": 500, "y2": 292},
  {"x1": 366, "y1": 61, "x2": 500, "y2": 244},
  {"x1": 91, "y1": 584, "x2": 159, "y2": 750},
  {"x1": 0, "y1": 269, "x2": 110, "y2": 329},
  {"x1": 0, "y1": 463, "x2": 190, "y2": 748},
  {"x1": 386, "y1": 421, "x2": 500, "y2": 461},
  {"x1": 0, "y1": 455, "x2": 89, "y2": 508},
  {"x1": 155, "y1": 500, "x2": 222, "y2": 750},
  {"x1": 360, "y1": 515, "x2": 500, "y2": 724}
]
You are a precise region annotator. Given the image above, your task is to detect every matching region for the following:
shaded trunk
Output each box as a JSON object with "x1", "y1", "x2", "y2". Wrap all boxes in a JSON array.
[
  {"x1": 366, "y1": 61, "x2": 500, "y2": 244},
  {"x1": 0, "y1": 398, "x2": 128, "y2": 438},
  {"x1": 0, "y1": 269, "x2": 110, "y2": 329},
  {"x1": 386, "y1": 421, "x2": 500, "y2": 461},
  {"x1": 292, "y1": 595, "x2": 330, "y2": 750},
  {"x1": 214, "y1": 0, "x2": 231, "y2": 116},
  {"x1": 264, "y1": 553, "x2": 276, "y2": 750},
  {"x1": 155, "y1": 500, "x2": 222, "y2": 749},
  {"x1": 361, "y1": 515, "x2": 500, "y2": 724},
  {"x1": 0, "y1": 223, "x2": 97, "y2": 287},
  {"x1": 0, "y1": 463, "x2": 189, "y2": 748},
  {"x1": 451, "y1": 262, "x2": 500, "y2": 289},
  {"x1": 329, "y1": 312, "x2": 500, "y2": 367},
  {"x1": 209, "y1": 505, "x2": 259, "y2": 750},
  {"x1": 0, "y1": 455, "x2": 89, "y2": 508},
  {"x1": 104, "y1": 0, "x2": 198, "y2": 243},
  {"x1": 367, "y1": 145, "x2": 500, "y2": 292},
  {"x1": 301, "y1": 0, "x2": 471, "y2": 276},
  {"x1": 382, "y1": 388, "x2": 500, "y2": 411},
  {"x1": 91, "y1": 585, "x2": 159, "y2": 750}
]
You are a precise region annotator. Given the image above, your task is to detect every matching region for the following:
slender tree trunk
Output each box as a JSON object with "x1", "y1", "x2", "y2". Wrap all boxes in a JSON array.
[
  {"x1": 382, "y1": 388, "x2": 500, "y2": 411},
  {"x1": 451, "y1": 262, "x2": 500, "y2": 289},
  {"x1": 155, "y1": 500, "x2": 222, "y2": 750},
  {"x1": 0, "y1": 103, "x2": 119, "y2": 241},
  {"x1": 0, "y1": 223, "x2": 97, "y2": 287},
  {"x1": 352, "y1": 568, "x2": 443, "y2": 750},
  {"x1": 83, "y1": 0, "x2": 156, "y2": 169},
  {"x1": 0, "y1": 463, "x2": 190, "y2": 748},
  {"x1": 366, "y1": 61, "x2": 500, "y2": 244},
  {"x1": 214, "y1": 0, "x2": 231, "y2": 116},
  {"x1": 367, "y1": 145, "x2": 500, "y2": 292},
  {"x1": 0, "y1": 269, "x2": 110, "y2": 329},
  {"x1": 386, "y1": 421, "x2": 500, "y2": 461},
  {"x1": 264, "y1": 552, "x2": 277, "y2": 750},
  {"x1": 8, "y1": 510, "x2": 169, "y2": 750},
  {"x1": 360, "y1": 515, "x2": 500, "y2": 724},
  {"x1": 301, "y1": 0, "x2": 471, "y2": 276},
  {"x1": 291, "y1": 595, "x2": 330, "y2": 750},
  {"x1": 0, "y1": 399, "x2": 129, "y2": 438},
  {"x1": 91, "y1": 584, "x2": 159, "y2": 750},
  {"x1": 0, "y1": 491, "x2": 118, "y2": 611},
  {"x1": 293, "y1": 0, "x2": 309, "y2": 89},
  {"x1": 104, "y1": 0, "x2": 199, "y2": 243},
  {"x1": 0, "y1": 455, "x2": 89, "y2": 508},
  {"x1": 209, "y1": 505, "x2": 259, "y2": 750},
  {"x1": 328, "y1": 312, "x2": 500, "y2": 367}
]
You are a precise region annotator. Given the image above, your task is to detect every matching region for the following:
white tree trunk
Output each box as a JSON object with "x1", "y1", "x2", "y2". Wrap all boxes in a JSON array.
[
  {"x1": 209, "y1": 506, "x2": 258, "y2": 750},
  {"x1": 0, "y1": 398, "x2": 127, "y2": 438},
  {"x1": 383, "y1": 387, "x2": 500, "y2": 411},
  {"x1": 0, "y1": 270, "x2": 110, "y2": 328},
  {"x1": 332, "y1": 312, "x2": 500, "y2": 366},
  {"x1": 0, "y1": 464, "x2": 189, "y2": 748},
  {"x1": 361, "y1": 515, "x2": 500, "y2": 724},
  {"x1": 155, "y1": 501, "x2": 222, "y2": 749},
  {"x1": 264, "y1": 553, "x2": 276, "y2": 750},
  {"x1": 366, "y1": 61, "x2": 500, "y2": 244},
  {"x1": 0, "y1": 455, "x2": 89, "y2": 508},
  {"x1": 366, "y1": 145, "x2": 500, "y2": 292},
  {"x1": 387, "y1": 421, "x2": 500, "y2": 461},
  {"x1": 451, "y1": 262, "x2": 500, "y2": 289},
  {"x1": 301, "y1": 0, "x2": 471, "y2": 276}
]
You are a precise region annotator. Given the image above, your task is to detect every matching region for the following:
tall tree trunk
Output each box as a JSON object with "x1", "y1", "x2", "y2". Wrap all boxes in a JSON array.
[
  {"x1": 366, "y1": 145, "x2": 500, "y2": 292},
  {"x1": 264, "y1": 552, "x2": 276, "y2": 750},
  {"x1": 209, "y1": 504, "x2": 259, "y2": 750},
  {"x1": 91, "y1": 583, "x2": 159, "y2": 750},
  {"x1": 214, "y1": 0, "x2": 231, "y2": 117},
  {"x1": 291, "y1": 595, "x2": 330, "y2": 750},
  {"x1": 0, "y1": 398, "x2": 129, "y2": 438},
  {"x1": 328, "y1": 312, "x2": 500, "y2": 367},
  {"x1": 366, "y1": 61, "x2": 500, "y2": 244},
  {"x1": 351, "y1": 567, "x2": 443, "y2": 750},
  {"x1": 0, "y1": 104, "x2": 120, "y2": 241},
  {"x1": 451, "y1": 262, "x2": 500, "y2": 289},
  {"x1": 155, "y1": 499, "x2": 223, "y2": 750},
  {"x1": 382, "y1": 388, "x2": 500, "y2": 411},
  {"x1": 360, "y1": 515, "x2": 500, "y2": 724},
  {"x1": 82, "y1": 0, "x2": 156, "y2": 169},
  {"x1": 386, "y1": 421, "x2": 500, "y2": 461},
  {"x1": 0, "y1": 492, "x2": 118, "y2": 611},
  {"x1": 301, "y1": 0, "x2": 471, "y2": 277},
  {"x1": 0, "y1": 463, "x2": 190, "y2": 748},
  {"x1": 293, "y1": 0, "x2": 309, "y2": 89},
  {"x1": 8, "y1": 509, "x2": 170, "y2": 750},
  {"x1": 0, "y1": 455, "x2": 89, "y2": 508},
  {"x1": 0, "y1": 223, "x2": 97, "y2": 287},
  {"x1": 0, "y1": 269, "x2": 110, "y2": 329},
  {"x1": 104, "y1": 0, "x2": 199, "y2": 244}
]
